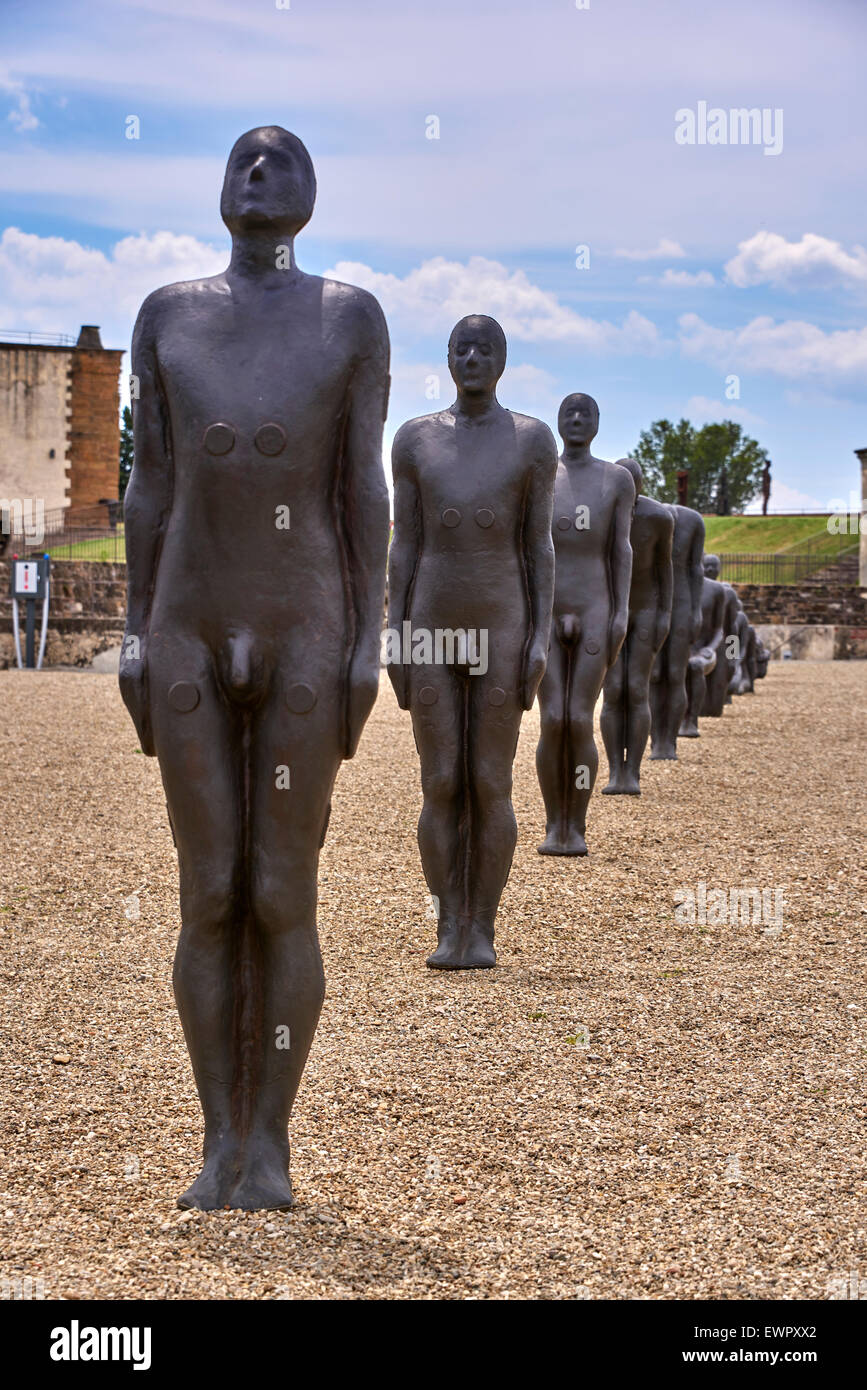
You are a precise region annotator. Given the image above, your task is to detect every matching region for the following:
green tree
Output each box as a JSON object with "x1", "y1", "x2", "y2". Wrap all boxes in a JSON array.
[
  {"x1": 632, "y1": 418, "x2": 695, "y2": 500},
  {"x1": 119, "y1": 405, "x2": 133, "y2": 501},
  {"x1": 633, "y1": 417, "x2": 769, "y2": 513}
]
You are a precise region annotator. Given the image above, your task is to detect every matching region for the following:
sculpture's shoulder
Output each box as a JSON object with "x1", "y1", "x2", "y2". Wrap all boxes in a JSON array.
[
  {"x1": 319, "y1": 274, "x2": 389, "y2": 351},
  {"x1": 509, "y1": 412, "x2": 558, "y2": 468},
  {"x1": 672, "y1": 503, "x2": 705, "y2": 540},
  {"x1": 640, "y1": 494, "x2": 676, "y2": 533},
  {"x1": 133, "y1": 274, "x2": 228, "y2": 343},
  {"x1": 393, "y1": 409, "x2": 451, "y2": 466},
  {"x1": 601, "y1": 457, "x2": 636, "y2": 502}
]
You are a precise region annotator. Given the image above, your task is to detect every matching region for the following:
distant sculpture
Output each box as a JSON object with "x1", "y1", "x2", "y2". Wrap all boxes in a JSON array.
[
  {"x1": 679, "y1": 558, "x2": 726, "y2": 737},
  {"x1": 387, "y1": 315, "x2": 557, "y2": 968},
  {"x1": 736, "y1": 620, "x2": 758, "y2": 693},
  {"x1": 728, "y1": 607, "x2": 751, "y2": 695},
  {"x1": 536, "y1": 394, "x2": 634, "y2": 853},
  {"x1": 119, "y1": 128, "x2": 391, "y2": 1210},
  {"x1": 755, "y1": 636, "x2": 770, "y2": 680},
  {"x1": 600, "y1": 459, "x2": 673, "y2": 794},
  {"x1": 761, "y1": 461, "x2": 771, "y2": 516},
  {"x1": 701, "y1": 553, "x2": 740, "y2": 716},
  {"x1": 676, "y1": 469, "x2": 690, "y2": 507},
  {"x1": 649, "y1": 505, "x2": 705, "y2": 759},
  {"x1": 716, "y1": 468, "x2": 730, "y2": 516}
]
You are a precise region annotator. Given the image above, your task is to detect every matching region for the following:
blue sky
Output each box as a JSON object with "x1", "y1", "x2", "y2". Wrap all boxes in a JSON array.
[{"x1": 1, "y1": 0, "x2": 864, "y2": 510}]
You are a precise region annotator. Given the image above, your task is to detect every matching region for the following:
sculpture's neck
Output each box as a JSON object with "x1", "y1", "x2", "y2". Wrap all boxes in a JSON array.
[
  {"x1": 561, "y1": 443, "x2": 596, "y2": 467},
  {"x1": 453, "y1": 392, "x2": 501, "y2": 422},
  {"x1": 228, "y1": 231, "x2": 299, "y2": 285}
]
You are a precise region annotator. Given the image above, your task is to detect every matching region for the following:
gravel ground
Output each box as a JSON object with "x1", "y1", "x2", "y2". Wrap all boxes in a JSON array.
[{"x1": 1, "y1": 663, "x2": 864, "y2": 1301}]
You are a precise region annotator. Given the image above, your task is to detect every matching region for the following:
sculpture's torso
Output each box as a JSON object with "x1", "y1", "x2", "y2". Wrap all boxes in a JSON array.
[
  {"x1": 629, "y1": 496, "x2": 672, "y2": 620},
  {"x1": 149, "y1": 273, "x2": 357, "y2": 648},
  {"x1": 405, "y1": 406, "x2": 539, "y2": 634},
  {"x1": 550, "y1": 456, "x2": 622, "y2": 621}
]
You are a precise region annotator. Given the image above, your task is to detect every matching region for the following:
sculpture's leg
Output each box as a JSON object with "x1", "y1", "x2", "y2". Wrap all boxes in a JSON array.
[
  {"x1": 228, "y1": 673, "x2": 339, "y2": 1210},
  {"x1": 149, "y1": 638, "x2": 246, "y2": 1211},
  {"x1": 410, "y1": 666, "x2": 468, "y2": 969},
  {"x1": 680, "y1": 658, "x2": 705, "y2": 737},
  {"x1": 600, "y1": 642, "x2": 627, "y2": 793},
  {"x1": 562, "y1": 639, "x2": 609, "y2": 850},
  {"x1": 653, "y1": 627, "x2": 689, "y2": 755},
  {"x1": 458, "y1": 666, "x2": 523, "y2": 968},
  {"x1": 536, "y1": 638, "x2": 584, "y2": 854},
  {"x1": 622, "y1": 625, "x2": 656, "y2": 792}
]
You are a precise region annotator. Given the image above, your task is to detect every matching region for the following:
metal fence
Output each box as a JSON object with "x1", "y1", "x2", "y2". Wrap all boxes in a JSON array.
[
  {"x1": 0, "y1": 502, "x2": 126, "y2": 563},
  {"x1": 719, "y1": 541, "x2": 859, "y2": 586}
]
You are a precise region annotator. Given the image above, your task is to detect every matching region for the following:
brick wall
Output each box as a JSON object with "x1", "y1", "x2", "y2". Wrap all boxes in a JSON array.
[
  {"x1": 736, "y1": 583, "x2": 867, "y2": 626},
  {"x1": 67, "y1": 348, "x2": 124, "y2": 508}
]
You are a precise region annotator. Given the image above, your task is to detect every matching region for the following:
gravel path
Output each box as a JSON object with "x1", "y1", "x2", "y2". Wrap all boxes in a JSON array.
[{"x1": 1, "y1": 664, "x2": 864, "y2": 1300}]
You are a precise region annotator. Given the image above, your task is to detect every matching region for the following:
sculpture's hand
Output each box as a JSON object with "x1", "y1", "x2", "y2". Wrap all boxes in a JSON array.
[
  {"x1": 522, "y1": 637, "x2": 548, "y2": 711},
  {"x1": 118, "y1": 634, "x2": 155, "y2": 757},
  {"x1": 386, "y1": 659, "x2": 410, "y2": 712},
  {"x1": 345, "y1": 648, "x2": 381, "y2": 759},
  {"x1": 608, "y1": 612, "x2": 628, "y2": 668}
]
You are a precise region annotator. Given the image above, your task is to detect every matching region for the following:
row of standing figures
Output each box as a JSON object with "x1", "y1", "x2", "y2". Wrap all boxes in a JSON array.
[
  {"x1": 387, "y1": 315, "x2": 771, "y2": 975},
  {"x1": 118, "y1": 126, "x2": 773, "y2": 1210}
]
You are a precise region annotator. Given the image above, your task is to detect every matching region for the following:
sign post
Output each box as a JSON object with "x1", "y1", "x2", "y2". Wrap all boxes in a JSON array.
[{"x1": 10, "y1": 552, "x2": 51, "y2": 670}]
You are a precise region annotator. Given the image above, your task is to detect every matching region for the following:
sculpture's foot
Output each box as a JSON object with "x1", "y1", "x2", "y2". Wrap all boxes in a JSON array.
[
  {"x1": 228, "y1": 1146, "x2": 295, "y2": 1211},
  {"x1": 537, "y1": 829, "x2": 588, "y2": 856},
  {"x1": 619, "y1": 772, "x2": 641, "y2": 795},
  {"x1": 427, "y1": 919, "x2": 496, "y2": 969},
  {"x1": 650, "y1": 745, "x2": 677, "y2": 761},
  {"x1": 458, "y1": 922, "x2": 497, "y2": 970},
  {"x1": 426, "y1": 919, "x2": 464, "y2": 970},
  {"x1": 601, "y1": 777, "x2": 623, "y2": 795},
  {"x1": 177, "y1": 1144, "x2": 240, "y2": 1211},
  {"x1": 678, "y1": 721, "x2": 700, "y2": 738}
]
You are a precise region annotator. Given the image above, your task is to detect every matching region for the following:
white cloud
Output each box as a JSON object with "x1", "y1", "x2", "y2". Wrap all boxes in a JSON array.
[
  {"x1": 614, "y1": 238, "x2": 686, "y2": 261},
  {"x1": 685, "y1": 395, "x2": 765, "y2": 427},
  {"x1": 1, "y1": 75, "x2": 40, "y2": 134},
  {"x1": 678, "y1": 311, "x2": 867, "y2": 384},
  {"x1": 325, "y1": 256, "x2": 662, "y2": 353},
  {"x1": 725, "y1": 231, "x2": 867, "y2": 290},
  {"x1": 659, "y1": 268, "x2": 715, "y2": 288},
  {"x1": 0, "y1": 225, "x2": 225, "y2": 353}
]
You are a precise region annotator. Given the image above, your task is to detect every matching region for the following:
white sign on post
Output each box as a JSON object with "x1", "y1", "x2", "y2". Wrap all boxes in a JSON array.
[{"x1": 14, "y1": 561, "x2": 39, "y2": 594}]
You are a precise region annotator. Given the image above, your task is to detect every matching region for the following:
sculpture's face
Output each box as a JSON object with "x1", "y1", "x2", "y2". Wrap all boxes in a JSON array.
[
  {"x1": 559, "y1": 394, "x2": 599, "y2": 447},
  {"x1": 448, "y1": 317, "x2": 506, "y2": 393},
  {"x1": 703, "y1": 553, "x2": 721, "y2": 579},
  {"x1": 220, "y1": 127, "x2": 316, "y2": 236}
]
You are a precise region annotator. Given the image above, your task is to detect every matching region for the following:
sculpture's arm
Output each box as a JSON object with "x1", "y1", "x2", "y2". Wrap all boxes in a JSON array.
[
  {"x1": 708, "y1": 588, "x2": 726, "y2": 654},
  {"x1": 341, "y1": 292, "x2": 392, "y2": 759},
  {"x1": 654, "y1": 514, "x2": 675, "y2": 650},
  {"x1": 608, "y1": 470, "x2": 635, "y2": 666},
  {"x1": 688, "y1": 514, "x2": 706, "y2": 640},
  {"x1": 386, "y1": 424, "x2": 421, "y2": 711},
  {"x1": 520, "y1": 424, "x2": 558, "y2": 710},
  {"x1": 119, "y1": 295, "x2": 173, "y2": 756}
]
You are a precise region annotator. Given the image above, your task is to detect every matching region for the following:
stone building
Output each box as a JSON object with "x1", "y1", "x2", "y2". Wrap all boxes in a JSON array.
[{"x1": 0, "y1": 326, "x2": 123, "y2": 518}]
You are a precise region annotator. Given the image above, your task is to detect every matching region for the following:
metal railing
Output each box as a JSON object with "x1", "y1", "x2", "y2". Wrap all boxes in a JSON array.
[
  {"x1": 1, "y1": 502, "x2": 126, "y2": 562},
  {"x1": 719, "y1": 541, "x2": 859, "y2": 586},
  {"x1": 0, "y1": 329, "x2": 78, "y2": 347}
]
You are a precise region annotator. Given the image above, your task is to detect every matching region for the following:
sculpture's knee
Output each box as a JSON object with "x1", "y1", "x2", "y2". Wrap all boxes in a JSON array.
[
  {"x1": 421, "y1": 764, "x2": 461, "y2": 807},
  {"x1": 178, "y1": 865, "x2": 239, "y2": 940},
  {"x1": 253, "y1": 864, "x2": 317, "y2": 941}
]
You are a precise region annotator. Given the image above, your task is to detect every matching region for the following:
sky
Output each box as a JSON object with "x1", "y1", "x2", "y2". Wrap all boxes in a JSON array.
[{"x1": 0, "y1": 0, "x2": 864, "y2": 511}]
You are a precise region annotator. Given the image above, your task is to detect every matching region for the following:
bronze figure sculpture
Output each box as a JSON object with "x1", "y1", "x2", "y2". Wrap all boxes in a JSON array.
[
  {"x1": 649, "y1": 504, "x2": 705, "y2": 759},
  {"x1": 600, "y1": 458, "x2": 673, "y2": 794},
  {"x1": 120, "y1": 127, "x2": 391, "y2": 1209},
  {"x1": 535, "y1": 395, "x2": 634, "y2": 853},
  {"x1": 387, "y1": 315, "x2": 557, "y2": 968}
]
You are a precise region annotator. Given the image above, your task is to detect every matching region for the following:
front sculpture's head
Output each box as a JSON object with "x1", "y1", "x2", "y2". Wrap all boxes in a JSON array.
[
  {"x1": 448, "y1": 315, "x2": 507, "y2": 395},
  {"x1": 703, "y1": 552, "x2": 721, "y2": 579},
  {"x1": 220, "y1": 126, "x2": 317, "y2": 238},
  {"x1": 558, "y1": 393, "x2": 599, "y2": 448},
  {"x1": 616, "y1": 456, "x2": 643, "y2": 496}
]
